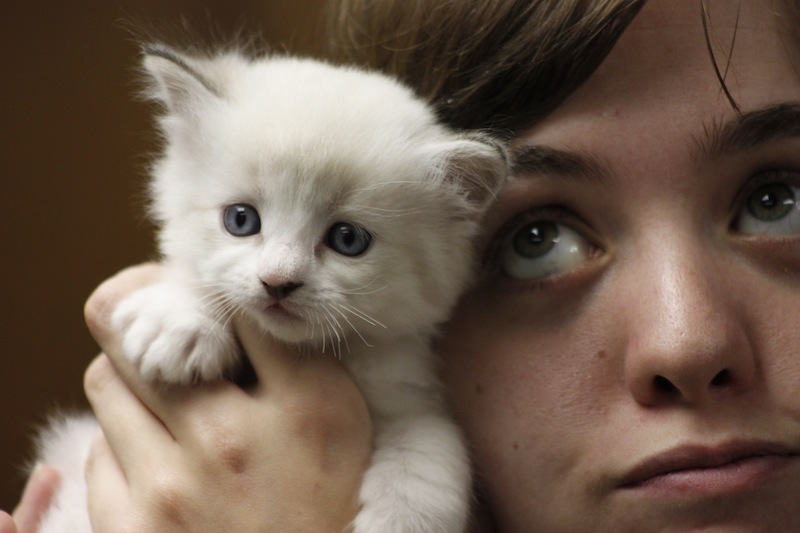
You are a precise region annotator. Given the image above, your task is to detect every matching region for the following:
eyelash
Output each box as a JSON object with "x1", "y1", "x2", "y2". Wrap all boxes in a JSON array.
[{"x1": 732, "y1": 168, "x2": 800, "y2": 213}]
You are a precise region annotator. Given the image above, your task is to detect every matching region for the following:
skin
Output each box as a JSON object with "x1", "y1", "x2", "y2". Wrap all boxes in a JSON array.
[
  {"x1": 83, "y1": 264, "x2": 372, "y2": 532},
  {"x1": 439, "y1": 1, "x2": 800, "y2": 531},
  {"x1": 0, "y1": 466, "x2": 60, "y2": 533},
  {"x1": 7, "y1": 1, "x2": 800, "y2": 531}
]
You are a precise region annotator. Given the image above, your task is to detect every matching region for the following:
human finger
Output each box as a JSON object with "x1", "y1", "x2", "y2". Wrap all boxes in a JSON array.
[
  {"x1": 84, "y1": 432, "x2": 142, "y2": 533},
  {"x1": 11, "y1": 464, "x2": 60, "y2": 533},
  {"x1": 83, "y1": 263, "x2": 175, "y2": 414},
  {"x1": 0, "y1": 512, "x2": 16, "y2": 533},
  {"x1": 235, "y1": 316, "x2": 353, "y2": 397},
  {"x1": 84, "y1": 354, "x2": 180, "y2": 480},
  {"x1": 84, "y1": 263, "x2": 252, "y2": 431},
  {"x1": 83, "y1": 263, "x2": 162, "y2": 346},
  {"x1": 236, "y1": 315, "x2": 372, "y2": 468},
  {"x1": 83, "y1": 263, "x2": 170, "y2": 409}
]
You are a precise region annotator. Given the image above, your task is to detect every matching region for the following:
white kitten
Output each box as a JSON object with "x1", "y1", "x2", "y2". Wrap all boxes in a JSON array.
[{"x1": 34, "y1": 45, "x2": 508, "y2": 533}]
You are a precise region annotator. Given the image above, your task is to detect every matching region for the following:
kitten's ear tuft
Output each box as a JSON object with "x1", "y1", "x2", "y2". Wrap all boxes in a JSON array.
[
  {"x1": 141, "y1": 44, "x2": 221, "y2": 115},
  {"x1": 433, "y1": 132, "x2": 510, "y2": 207}
]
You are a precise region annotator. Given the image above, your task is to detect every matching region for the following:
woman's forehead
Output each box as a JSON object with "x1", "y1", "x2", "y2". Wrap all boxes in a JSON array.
[{"x1": 516, "y1": 0, "x2": 800, "y2": 149}]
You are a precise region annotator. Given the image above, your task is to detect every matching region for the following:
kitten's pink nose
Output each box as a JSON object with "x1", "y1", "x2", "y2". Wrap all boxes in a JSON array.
[{"x1": 263, "y1": 281, "x2": 303, "y2": 300}]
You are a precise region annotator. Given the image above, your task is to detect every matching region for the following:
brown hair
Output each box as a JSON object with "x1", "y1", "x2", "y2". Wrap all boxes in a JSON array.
[{"x1": 328, "y1": 0, "x2": 646, "y2": 137}]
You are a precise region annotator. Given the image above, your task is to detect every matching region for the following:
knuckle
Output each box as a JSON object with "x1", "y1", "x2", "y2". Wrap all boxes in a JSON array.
[
  {"x1": 194, "y1": 414, "x2": 252, "y2": 475},
  {"x1": 83, "y1": 356, "x2": 113, "y2": 399},
  {"x1": 84, "y1": 280, "x2": 120, "y2": 340},
  {"x1": 84, "y1": 263, "x2": 162, "y2": 340},
  {"x1": 284, "y1": 383, "x2": 371, "y2": 449},
  {"x1": 211, "y1": 436, "x2": 250, "y2": 475},
  {"x1": 148, "y1": 471, "x2": 191, "y2": 527}
]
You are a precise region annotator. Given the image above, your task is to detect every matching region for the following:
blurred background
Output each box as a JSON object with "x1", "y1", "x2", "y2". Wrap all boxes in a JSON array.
[{"x1": 1, "y1": 0, "x2": 327, "y2": 510}]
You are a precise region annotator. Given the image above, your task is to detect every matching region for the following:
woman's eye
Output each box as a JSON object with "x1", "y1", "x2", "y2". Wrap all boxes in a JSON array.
[
  {"x1": 326, "y1": 222, "x2": 372, "y2": 257},
  {"x1": 736, "y1": 182, "x2": 800, "y2": 235},
  {"x1": 501, "y1": 220, "x2": 592, "y2": 280},
  {"x1": 223, "y1": 204, "x2": 261, "y2": 236}
]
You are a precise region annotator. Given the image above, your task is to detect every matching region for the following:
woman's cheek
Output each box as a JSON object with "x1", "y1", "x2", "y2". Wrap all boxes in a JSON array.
[{"x1": 439, "y1": 286, "x2": 627, "y2": 526}]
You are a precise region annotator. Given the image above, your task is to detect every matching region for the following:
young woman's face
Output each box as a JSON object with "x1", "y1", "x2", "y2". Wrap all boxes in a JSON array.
[{"x1": 439, "y1": 1, "x2": 800, "y2": 530}]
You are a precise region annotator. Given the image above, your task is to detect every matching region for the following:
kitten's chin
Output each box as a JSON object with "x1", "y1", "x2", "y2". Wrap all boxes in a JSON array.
[{"x1": 250, "y1": 307, "x2": 312, "y2": 344}]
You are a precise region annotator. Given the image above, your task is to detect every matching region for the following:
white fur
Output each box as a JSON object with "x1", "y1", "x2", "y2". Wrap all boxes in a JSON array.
[
  {"x1": 35, "y1": 46, "x2": 507, "y2": 533},
  {"x1": 34, "y1": 414, "x2": 96, "y2": 533}
]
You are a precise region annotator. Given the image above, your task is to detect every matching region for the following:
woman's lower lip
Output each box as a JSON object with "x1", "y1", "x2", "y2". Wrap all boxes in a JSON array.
[{"x1": 619, "y1": 455, "x2": 795, "y2": 497}]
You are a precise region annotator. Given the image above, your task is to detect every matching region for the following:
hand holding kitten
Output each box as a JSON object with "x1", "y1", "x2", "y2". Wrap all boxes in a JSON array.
[{"x1": 82, "y1": 264, "x2": 373, "y2": 533}]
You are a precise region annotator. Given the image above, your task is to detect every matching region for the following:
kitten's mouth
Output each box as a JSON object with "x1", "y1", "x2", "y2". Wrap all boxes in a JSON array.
[{"x1": 264, "y1": 301, "x2": 302, "y2": 320}]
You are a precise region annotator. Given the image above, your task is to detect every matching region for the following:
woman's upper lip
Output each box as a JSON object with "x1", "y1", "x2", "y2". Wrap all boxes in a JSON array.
[{"x1": 619, "y1": 441, "x2": 798, "y2": 488}]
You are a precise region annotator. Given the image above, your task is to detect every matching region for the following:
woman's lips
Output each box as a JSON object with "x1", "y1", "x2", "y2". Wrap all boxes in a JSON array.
[{"x1": 618, "y1": 441, "x2": 799, "y2": 496}]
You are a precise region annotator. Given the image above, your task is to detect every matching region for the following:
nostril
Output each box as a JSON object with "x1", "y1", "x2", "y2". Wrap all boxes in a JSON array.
[
  {"x1": 264, "y1": 281, "x2": 303, "y2": 300},
  {"x1": 710, "y1": 368, "x2": 731, "y2": 387},
  {"x1": 653, "y1": 375, "x2": 678, "y2": 395}
]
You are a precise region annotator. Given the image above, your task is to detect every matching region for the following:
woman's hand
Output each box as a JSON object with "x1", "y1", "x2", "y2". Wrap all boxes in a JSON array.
[
  {"x1": 83, "y1": 264, "x2": 373, "y2": 532},
  {"x1": 0, "y1": 465, "x2": 61, "y2": 533}
]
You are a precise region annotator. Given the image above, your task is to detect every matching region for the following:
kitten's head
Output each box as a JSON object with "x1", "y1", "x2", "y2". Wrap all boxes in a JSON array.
[{"x1": 142, "y1": 45, "x2": 508, "y2": 349}]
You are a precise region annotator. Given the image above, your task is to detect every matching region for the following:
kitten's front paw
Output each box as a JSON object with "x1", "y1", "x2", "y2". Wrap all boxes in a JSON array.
[{"x1": 111, "y1": 283, "x2": 238, "y2": 384}]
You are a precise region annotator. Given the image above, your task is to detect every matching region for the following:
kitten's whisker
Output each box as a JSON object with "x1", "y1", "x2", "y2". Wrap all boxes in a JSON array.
[
  {"x1": 322, "y1": 313, "x2": 337, "y2": 357},
  {"x1": 338, "y1": 284, "x2": 388, "y2": 296},
  {"x1": 340, "y1": 303, "x2": 387, "y2": 329},
  {"x1": 304, "y1": 308, "x2": 316, "y2": 340},
  {"x1": 330, "y1": 303, "x2": 373, "y2": 348},
  {"x1": 316, "y1": 312, "x2": 327, "y2": 353},
  {"x1": 196, "y1": 290, "x2": 230, "y2": 309},
  {"x1": 352, "y1": 180, "x2": 421, "y2": 193},
  {"x1": 346, "y1": 205, "x2": 427, "y2": 218},
  {"x1": 338, "y1": 304, "x2": 378, "y2": 326},
  {"x1": 318, "y1": 312, "x2": 328, "y2": 355},
  {"x1": 219, "y1": 298, "x2": 241, "y2": 323},
  {"x1": 196, "y1": 291, "x2": 240, "y2": 343},
  {"x1": 338, "y1": 278, "x2": 387, "y2": 296},
  {"x1": 323, "y1": 304, "x2": 351, "y2": 355},
  {"x1": 321, "y1": 308, "x2": 345, "y2": 358}
]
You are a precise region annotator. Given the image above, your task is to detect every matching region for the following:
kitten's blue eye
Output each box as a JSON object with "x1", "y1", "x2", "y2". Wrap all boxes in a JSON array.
[
  {"x1": 223, "y1": 204, "x2": 261, "y2": 237},
  {"x1": 502, "y1": 220, "x2": 592, "y2": 280},
  {"x1": 326, "y1": 222, "x2": 372, "y2": 257},
  {"x1": 735, "y1": 182, "x2": 800, "y2": 235}
]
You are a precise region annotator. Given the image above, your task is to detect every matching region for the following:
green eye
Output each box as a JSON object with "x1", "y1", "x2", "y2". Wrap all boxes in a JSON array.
[
  {"x1": 737, "y1": 182, "x2": 800, "y2": 235},
  {"x1": 745, "y1": 183, "x2": 796, "y2": 221},
  {"x1": 502, "y1": 220, "x2": 591, "y2": 280},
  {"x1": 513, "y1": 221, "x2": 559, "y2": 258}
]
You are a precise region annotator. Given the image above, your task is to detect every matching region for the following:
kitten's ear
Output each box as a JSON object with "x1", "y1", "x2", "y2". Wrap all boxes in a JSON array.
[
  {"x1": 430, "y1": 132, "x2": 510, "y2": 207},
  {"x1": 141, "y1": 45, "x2": 222, "y2": 116}
]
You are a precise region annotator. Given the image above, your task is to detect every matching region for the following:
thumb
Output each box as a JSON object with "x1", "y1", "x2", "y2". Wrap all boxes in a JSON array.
[
  {"x1": 84, "y1": 263, "x2": 163, "y2": 351},
  {"x1": 234, "y1": 316, "x2": 354, "y2": 397}
]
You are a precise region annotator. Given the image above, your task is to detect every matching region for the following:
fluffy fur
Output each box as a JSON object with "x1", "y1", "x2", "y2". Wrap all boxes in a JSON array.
[{"x1": 34, "y1": 45, "x2": 508, "y2": 533}]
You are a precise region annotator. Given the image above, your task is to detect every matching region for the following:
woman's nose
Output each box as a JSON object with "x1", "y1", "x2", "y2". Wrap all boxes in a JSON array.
[{"x1": 621, "y1": 237, "x2": 756, "y2": 407}]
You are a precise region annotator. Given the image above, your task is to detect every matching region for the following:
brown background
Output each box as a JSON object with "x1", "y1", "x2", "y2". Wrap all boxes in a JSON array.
[{"x1": 1, "y1": 0, "x2": 326, "y2": 511}]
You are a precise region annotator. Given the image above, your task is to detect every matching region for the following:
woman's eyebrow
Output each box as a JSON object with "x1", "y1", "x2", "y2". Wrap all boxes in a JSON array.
[
  {"x1": 510, "y1": 144, "x2": 610, "y2": 183},
  {"x1": 703, "y1": 102, "x2": 800, "y2": 157}
]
